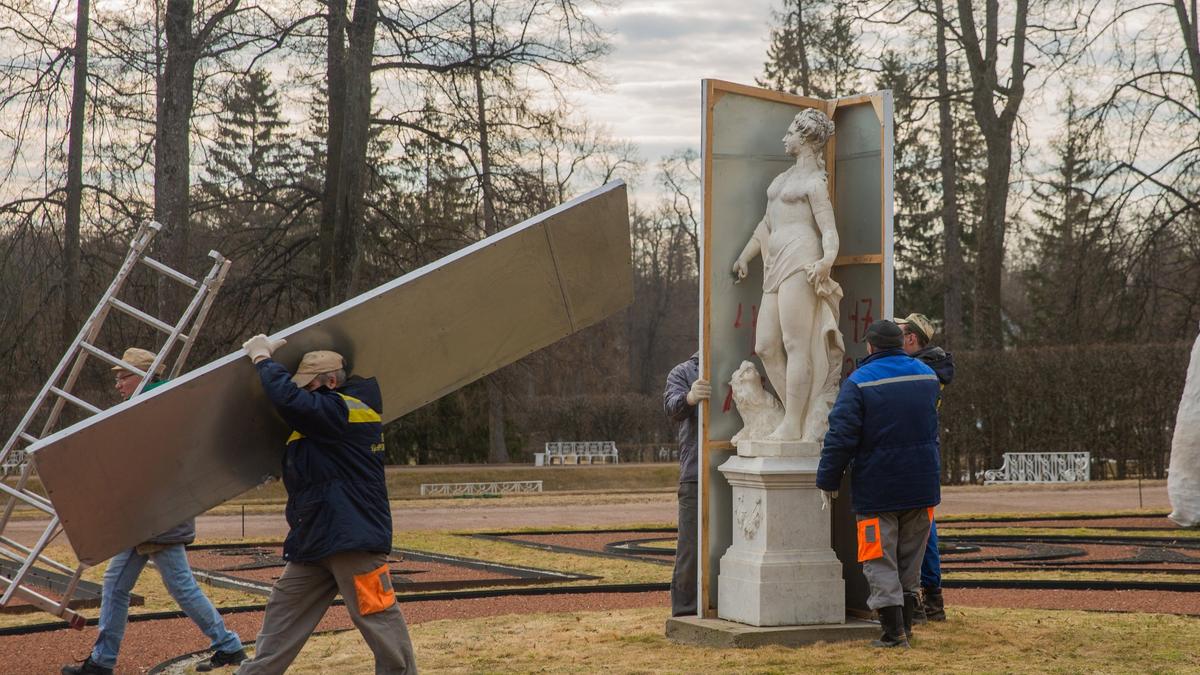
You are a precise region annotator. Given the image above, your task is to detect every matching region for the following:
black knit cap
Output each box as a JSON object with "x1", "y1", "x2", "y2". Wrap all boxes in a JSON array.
[{"x1": 865, "y1": 319, "x2": 903, "y2": 350}]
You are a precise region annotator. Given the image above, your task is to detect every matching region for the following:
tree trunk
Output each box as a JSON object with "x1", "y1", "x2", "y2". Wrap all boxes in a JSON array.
[
  {"x1": 956, "y1": 0, "x2": 1026, "y2": 350},
  {"x1": 934, "y1": 0, "x2": 964, "y2": 349},
  {"x1": 793, "y1": 1, "x2": 813, "y2": 96},
  {"x1": 1175, "y1": 0, "x2": 1200, "y2": 112},
  {"x1": 328, "y1": 0, "x2": 377, "y2": 302},
  {"x1": 63, "y1": 0, "x2": 90, "y2": 349},
  {"x1": 470, "y1": 0, "x2": 508, "y2": 463},
  {"x1": 320, "y1": 0, "x2": 347, "y2": 307},
  {"x1": 156, "y1": 0, "x2": 198, "y2": 275}
]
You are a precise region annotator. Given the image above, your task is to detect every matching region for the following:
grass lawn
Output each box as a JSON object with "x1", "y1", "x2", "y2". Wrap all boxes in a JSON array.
[{"x1": 258, "y1": 605, "x2": 1200, "y2": 674}]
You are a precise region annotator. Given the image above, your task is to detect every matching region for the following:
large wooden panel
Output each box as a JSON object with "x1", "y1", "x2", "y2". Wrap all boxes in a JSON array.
[
  {"x1": 699, "y1": 80, "x2": 893, "y2": 617},
  {"x1": 32, "y1": 182, "x2": 632, "y2": 566}
]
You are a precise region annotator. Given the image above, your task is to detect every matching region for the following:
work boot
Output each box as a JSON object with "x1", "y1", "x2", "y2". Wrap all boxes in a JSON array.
[
  {"x1": 912, "y1": 590, "x2": 928, "y2": 624},
  {"x1": 870, "y1": 605, "x2": 910, "y2": 648},
  {"x1": 902, "y1": 592, "x2": 918, "y2": 640},
  {"x1": 196, "y1": 648, "x2": 247, "y2": 671},
  {"x1": 61, "y1": 657, "x2": 113, "y2": 675},
  {"x1": 922, "y1": 586, "x2": 946, "y2": 621}
]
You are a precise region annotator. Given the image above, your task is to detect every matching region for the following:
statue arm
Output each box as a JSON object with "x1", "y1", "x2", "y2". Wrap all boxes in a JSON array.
[
  {"x1": 804, "y1": 187, "x2": 839, "y2": 287},
  {"x1": 732, "y1": 219, "x2": 767, "y2": 281}
]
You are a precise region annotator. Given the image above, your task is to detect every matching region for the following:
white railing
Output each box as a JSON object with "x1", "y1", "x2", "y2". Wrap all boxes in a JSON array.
[
  {"x1": 419, "y1": 480, "x2": 543, "y2": 497},
  {"x1": 983, "y1": 452, "x2": 1091, "y2": 484},
  {"x1": 536, "y1": 441, "x2": 619, "y2": 465}
]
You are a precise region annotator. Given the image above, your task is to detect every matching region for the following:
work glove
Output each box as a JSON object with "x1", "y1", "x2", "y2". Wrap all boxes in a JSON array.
[
  {"x1": 243, "y1": 334, "x2": 287, "y2": 364},
  {"x1": 686, "y1": 378, "x2": 711, "y2": 406},
  {"x1": 820, "y1": 490, "x2": 839, "y2": 511}
]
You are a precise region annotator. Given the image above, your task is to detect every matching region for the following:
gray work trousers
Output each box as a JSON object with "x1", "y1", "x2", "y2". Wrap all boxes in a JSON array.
[
  {"x1": 857, "y1": 508, "x2": 932, "y2": 610},
  {"x1": 671, "y1": 481, "x2": 698, "y2": 616},
  {"x1": 236, "y1": 550, "x2": 416, "y2": 675}
]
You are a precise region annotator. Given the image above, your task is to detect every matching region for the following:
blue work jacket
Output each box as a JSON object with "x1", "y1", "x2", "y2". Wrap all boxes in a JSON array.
[
  {"x1": 256, "y1": 359, "x2": 392, "y2": 562},
  {"x1": 816, "y1": 348, "x2": 941, "y2": 514}
]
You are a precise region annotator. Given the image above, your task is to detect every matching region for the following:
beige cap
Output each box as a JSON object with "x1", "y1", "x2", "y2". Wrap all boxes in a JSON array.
[
  {"x1": 291, "y1": 350, "x2": 345, "y2": 387},
  {"x1": 112, "y1": 347, "x2": 163, "y2": 374},
  {"x1": 896, "y1": 313, "x2": 935, "y2": 343}
]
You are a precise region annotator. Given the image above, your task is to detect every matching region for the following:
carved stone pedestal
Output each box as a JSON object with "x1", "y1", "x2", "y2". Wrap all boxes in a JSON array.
[{"x1": 716, "y1": 440, "x2": 844, "y2": 627}]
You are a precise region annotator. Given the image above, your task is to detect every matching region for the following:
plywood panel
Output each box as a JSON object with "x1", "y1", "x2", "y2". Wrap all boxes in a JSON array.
[{"x1": 32, "y1": 182, "x2": 633, "y2": 565}]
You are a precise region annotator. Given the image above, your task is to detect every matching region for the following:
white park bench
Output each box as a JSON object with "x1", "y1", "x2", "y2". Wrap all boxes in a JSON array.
[
  {"x1": 535, "y1": 441, "x2": 619, "y2": 465},
  {"x1": 419, "y1": 480, "x2": 543, "y2": 497},
  {"x1": 983, "y1": 451, "x2": 1091, "y2": 484}
]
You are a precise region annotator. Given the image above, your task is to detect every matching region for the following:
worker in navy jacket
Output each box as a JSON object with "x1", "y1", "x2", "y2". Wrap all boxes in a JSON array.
[
  {"x1": 237, "y1": 336, "x2": 416, "y2": 674},
  {"x1": 817, "y1": 319, "x2": 940, "y2": 649}
]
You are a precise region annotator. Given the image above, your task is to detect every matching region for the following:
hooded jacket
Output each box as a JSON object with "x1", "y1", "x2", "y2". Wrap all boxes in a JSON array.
[
  {"x1": 256, "y1": 359, "x2": 392, "y2": 562},
  {"x1": 816, "y1": 348, "x2": 941, "y2": 514},
  {"x1": 663, "y1": 353, "x2": 701, "y2": 483},
  {"x1": 912, "y1": 345, "x2": 955, "y2": 387}
]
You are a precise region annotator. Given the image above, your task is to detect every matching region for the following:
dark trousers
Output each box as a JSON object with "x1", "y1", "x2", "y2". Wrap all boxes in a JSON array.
[
  {"x1": 920, "y1": 519, "x2": 941, "y2": 588},
  {"x1": 671, "y1": 481, "x2": 698, "y2": 616}
]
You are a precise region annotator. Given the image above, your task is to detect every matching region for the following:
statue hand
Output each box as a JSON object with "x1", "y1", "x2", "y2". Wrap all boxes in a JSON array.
[
  {"x1": 731, "y1": 258, "x2": 749, "y2": 283},
  {"x1": 805, "y1": 259, "x2": 832, "y2": 285}
]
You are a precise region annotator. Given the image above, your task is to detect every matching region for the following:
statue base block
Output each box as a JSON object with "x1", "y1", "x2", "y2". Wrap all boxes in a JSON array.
[
  {"x1": 665, "y1": 615, "x2": 878, "y2": 648},
  {"x1": 736, "y1": 439, "x2": 821, "y2": 459}
]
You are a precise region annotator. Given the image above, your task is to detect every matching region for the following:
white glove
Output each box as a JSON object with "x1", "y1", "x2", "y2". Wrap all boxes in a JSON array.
[
  {"x1": 243, "y1": 334, "x2": 287, "y2": 363},
  {"x1": 686, "y1": 378, "x2": 711, "y2": 406},
  {"x1": 820, "y1": 490, "x2": 839, "y2": 511}
]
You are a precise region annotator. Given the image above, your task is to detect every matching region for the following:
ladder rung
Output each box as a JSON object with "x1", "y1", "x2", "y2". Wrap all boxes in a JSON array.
[
  {"x1": 47, "y1": 387, "x2": 101, "y2": 415},
  {"x1": 139, "y1": 256, "x2": 199, "y2": 289},
  {"x1": 0, "y1": 483, "x2": 55, "y2": 515},
  {"x1": 78, "y1": 343, "x2": 149, "y2": 379},
  {"x1": 107, "y1": 298, "x2": 174, "y2": 334},
  {"x1": 18, "y1": 433, "x2": 37, "y2": 444}
]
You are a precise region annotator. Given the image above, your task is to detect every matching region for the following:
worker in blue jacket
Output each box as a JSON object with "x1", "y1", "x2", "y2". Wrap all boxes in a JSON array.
[
  {"x1": 817, "y1": 320, "x2": 940, "y2": 648},
  {"x1": 897, "y1": 312, "x2": 955, "y2": 623},
  {"x1": 236, "y1": 336, "x2": 416, "y2": 674}
]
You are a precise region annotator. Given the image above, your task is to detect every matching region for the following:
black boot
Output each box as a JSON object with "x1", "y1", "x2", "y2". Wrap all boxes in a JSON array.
[
  {"x1": 912, "y1": 589, "x2": 928, "y2": 624},
  {"x1": 197, "y1": 648, "x2": 248, "y2": 671},
  {"x1": 870, "y1": 605, "x2": 910, "y2": 648},
  {"x1": 61, "y1": 657, "x2": 113, "y2": 675},
  {"x1": 923, "y1": 586, "x2": 946, "y2": 622},
  {"x1": 902, "y1": 592, "x2": 918, "y2": 640}
]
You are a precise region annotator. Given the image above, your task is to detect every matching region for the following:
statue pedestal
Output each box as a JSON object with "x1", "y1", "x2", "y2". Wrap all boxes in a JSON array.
[{"x1": 716, "y1": 442, "x2": 845, "y2": 627}]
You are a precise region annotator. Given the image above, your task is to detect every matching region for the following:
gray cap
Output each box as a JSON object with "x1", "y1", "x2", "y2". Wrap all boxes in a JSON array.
[{"x1": 865, "y1": 320, "x2": 903, "y2": 350}]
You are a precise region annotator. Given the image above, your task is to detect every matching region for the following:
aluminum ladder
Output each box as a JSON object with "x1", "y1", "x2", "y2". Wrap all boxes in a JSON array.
[{"x1": 0, "y1": 221, "x2": 231, "y2": 626}]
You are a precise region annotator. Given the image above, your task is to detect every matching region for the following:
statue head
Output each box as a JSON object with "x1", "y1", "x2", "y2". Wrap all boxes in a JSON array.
[{"x1": 783, "y1": 108, "x2": 836, "y2": 158}]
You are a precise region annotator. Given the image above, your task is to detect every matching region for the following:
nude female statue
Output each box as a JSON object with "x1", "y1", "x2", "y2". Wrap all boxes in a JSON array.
[{"x1": 732, "y1": 108, "x2": 845, "y2": 443}]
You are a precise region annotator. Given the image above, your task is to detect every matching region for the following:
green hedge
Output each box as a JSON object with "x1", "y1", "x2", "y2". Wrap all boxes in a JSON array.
[{"x1": 939, "y1": 342, "x2": 1188, "y2": 483}]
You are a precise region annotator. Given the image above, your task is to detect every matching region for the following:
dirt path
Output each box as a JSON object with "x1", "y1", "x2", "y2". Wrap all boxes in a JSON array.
[{"x1": 1, "y1": 480, "x2": 1171, "y2": 546}]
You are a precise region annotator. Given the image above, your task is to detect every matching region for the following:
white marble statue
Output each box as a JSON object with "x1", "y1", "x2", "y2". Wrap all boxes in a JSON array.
[
  {"x1": 731, "y1": 108, "x2": 845, "y2": 443},
  {"x1": 1169, "y1": 324, "x2": 1200, "y2": 527}
]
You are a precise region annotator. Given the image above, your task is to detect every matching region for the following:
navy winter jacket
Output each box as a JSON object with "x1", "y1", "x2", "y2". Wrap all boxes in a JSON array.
[
  {"x1": 816, "y1": 348, "x2": 941, "y2": 514},
  {"x1": 664, "y1": 353, "x2": 700, "y2": 483},
  {"x1": 256, "y1": 359, "x2": 392, "y2": 562}
]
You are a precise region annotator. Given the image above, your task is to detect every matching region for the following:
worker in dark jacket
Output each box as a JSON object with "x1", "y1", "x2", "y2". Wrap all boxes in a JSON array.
[
  {"x1": 63, "y1": 348, "x2": 243, "y2": 675},
  {"x1": 663, "y1": 352, "x2": 709, "y2": 616},
  {"x1": 236, "y1": 336, "x2": 415, "y2": 674},
  {"x1": 897, "y1": 313, "x2": 956, "y2": 623},
  {"x1": 817, "y1": 321, "x2": 940, "y2": 648}
]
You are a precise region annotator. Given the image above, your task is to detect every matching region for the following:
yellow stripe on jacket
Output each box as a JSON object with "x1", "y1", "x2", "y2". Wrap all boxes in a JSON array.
[{"x1": 287, "y1": 393, "x2": 381, "y2": 444}]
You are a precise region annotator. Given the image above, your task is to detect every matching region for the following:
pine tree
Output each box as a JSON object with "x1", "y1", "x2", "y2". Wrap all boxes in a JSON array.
[
  {"x1": 759, "y1": 0, "x2": 862, "y2": 98},
  {"x1": 201, "y1": 69, "x2": 297, "y2": 200}
]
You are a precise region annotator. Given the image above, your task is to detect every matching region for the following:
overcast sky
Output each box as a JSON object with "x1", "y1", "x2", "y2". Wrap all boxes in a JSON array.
[{"x1": 575, "y1": 0, "x2": 778, "y2": 164}]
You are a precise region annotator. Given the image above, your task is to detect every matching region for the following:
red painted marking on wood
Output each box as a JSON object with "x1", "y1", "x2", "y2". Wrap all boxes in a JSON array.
[
  {"x1": 723, "y1": 385, "x2": 733, "y2": 413},
  {"x1": 734, "y1": 303, "x2": 743, "y2": 328}
]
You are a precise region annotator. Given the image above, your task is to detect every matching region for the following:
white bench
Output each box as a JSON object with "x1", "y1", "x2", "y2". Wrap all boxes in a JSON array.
[
  {"x1": 419, "y1": 480, "x2": 543, "y2": 497},
  {"x1": 537, "y1": 441, "x2": 619, "y2": 465},
  {"x1": 983, "y1": 452, "x2": 1091, "y2": 484}
]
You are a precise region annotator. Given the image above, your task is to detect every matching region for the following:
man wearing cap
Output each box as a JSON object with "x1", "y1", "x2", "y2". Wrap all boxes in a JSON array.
[
  {"x1": 63, "y1": 348, "x2": 245, "y2": 675},
  {"x1": 236, "y1": 335, "x2": 415, "y2": 674},
  {"x1": 896, "y1": 313, "x2": 956, "y2": 623},
  {"x1": 663, "y1": 351, "x2": 710, "y2": 617},
  {"x1": 816, "y1": 320, "x2": 940, "y2": 648}
]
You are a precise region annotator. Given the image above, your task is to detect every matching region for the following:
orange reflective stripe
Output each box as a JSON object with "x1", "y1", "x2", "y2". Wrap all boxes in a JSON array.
[
  {"x1": 927, "y1": 507, "x2": 935, "y2": 523},
  {"x1": 352, "y1": 563, "x2": 396, "y2": 616},
  {"x1": 857, "y1": 517, "x2": 883, "y2": 562}
]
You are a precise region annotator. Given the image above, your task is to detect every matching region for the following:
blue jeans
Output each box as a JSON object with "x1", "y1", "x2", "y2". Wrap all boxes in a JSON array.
[
  {"x1": 90, "y1": 544, "x2": 242, "y2": 668},
  {"x1": 920, "y1": 519, "x2": 941, "y2": 588}
]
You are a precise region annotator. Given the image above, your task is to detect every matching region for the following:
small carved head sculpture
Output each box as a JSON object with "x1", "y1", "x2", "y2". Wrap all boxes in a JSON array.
[
  {"x1": 729, "y1": 360, "x2": 784, "y2": 445},
  {"x1": 783, "y1": 108, "x2": 836, "y2": 159}
]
